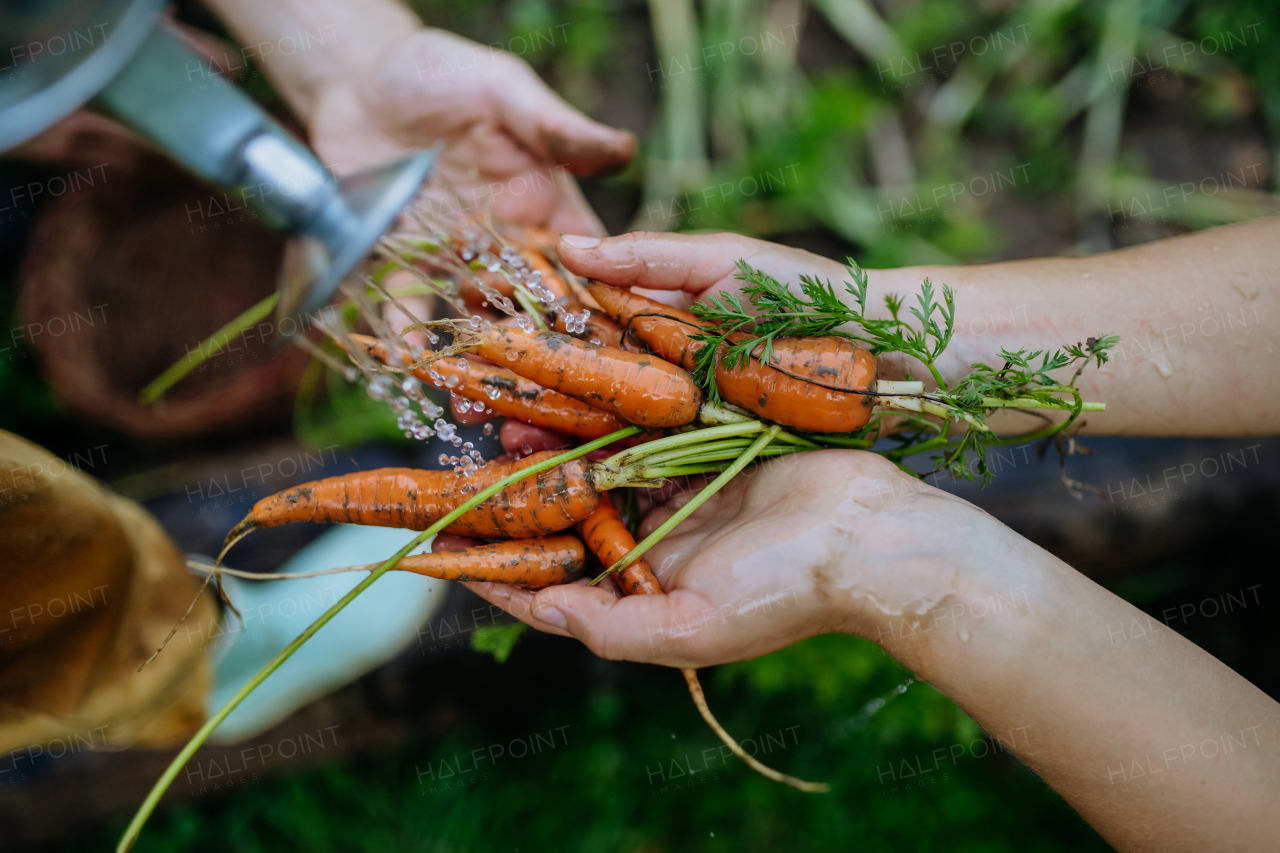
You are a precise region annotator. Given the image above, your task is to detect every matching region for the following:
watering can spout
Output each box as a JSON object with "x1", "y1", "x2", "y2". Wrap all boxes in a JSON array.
[{"x1": 1, "y1": 3, "x2": 434, "y2": 339}]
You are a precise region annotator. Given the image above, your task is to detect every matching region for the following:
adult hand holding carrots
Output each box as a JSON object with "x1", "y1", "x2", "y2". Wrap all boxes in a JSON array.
[
  {"x1": 554, "y1": 221, "x2": 1280, "y2": 436},
  {"x1": 466, "y1": 222, "x2": 1280, "y2": 853}
]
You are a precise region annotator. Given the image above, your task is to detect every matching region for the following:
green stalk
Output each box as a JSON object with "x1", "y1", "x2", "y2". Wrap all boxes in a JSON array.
[
  {"x1": 139, "y1": 293, "x2": 278, "y2": 404},
  {"x1": 628, "y1": 464, "x2": 729, "y2": 480},
  {"x1": 514, "y1": 287, "x2": 549, "y2": 330},
  {"x1": 601, "y1": 421, "x2": 764, "y2": 470},
  {"x1": 978, "y1": 396, "x2": 1105, "y2": 412},
  {"x1": 591, "y1": 426, "x2": 781, "y2": 585},
  {"x1": 640, "y1": 438, "x2": 752, "y2": 467},
  {"x1": 116, "y1": 426, "x2": 638, "y2": 852}
]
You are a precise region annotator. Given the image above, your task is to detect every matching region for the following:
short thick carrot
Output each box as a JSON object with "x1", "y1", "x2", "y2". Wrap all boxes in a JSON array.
[
  {"x1": 578, "y1": 500, "x2": 662, "y2": 596},
  {"x1": 396, "y1": 535, "x2": 585, "y2": 589},
  {"x1": 469, "y1": 325, "x2": 702, "y2": 429},
  {"x1": 353, "y1": 335, "x2": 630, "y2": 440},
  {"x1": 589, "y1": 284, "x2": 877, "y2": 433},
  {"x1": 227, "y1": 451, "x2": 600, "y2": 544}
]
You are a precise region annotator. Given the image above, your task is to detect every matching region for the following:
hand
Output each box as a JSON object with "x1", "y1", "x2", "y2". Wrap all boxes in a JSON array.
[
  {"x1": 465, "y1": 449, "x2": 1013, "y2": 670},
  {"x1": 310, "y1": 28, "x2": 635, "y2": 236},
  {"x1": 557, "y1": 230, "x2": 844, "y2": 306}
]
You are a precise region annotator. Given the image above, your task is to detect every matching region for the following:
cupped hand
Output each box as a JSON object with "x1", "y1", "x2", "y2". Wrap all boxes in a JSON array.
[
  {"x1": 465, "y1": 449, "x2": 1010, "y2": 669},
  {"x1": 310, "y1": 29, "x2": 635, "y2": 236}
]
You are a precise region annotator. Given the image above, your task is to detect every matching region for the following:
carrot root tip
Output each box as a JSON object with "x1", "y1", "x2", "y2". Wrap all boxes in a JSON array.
[{"x1": 681, "y1": 667, "x2": 830, "y2": 794}]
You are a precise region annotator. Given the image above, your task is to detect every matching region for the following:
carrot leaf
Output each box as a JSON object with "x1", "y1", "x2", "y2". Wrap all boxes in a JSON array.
[{"x1": 689, "y1": 260, "x2": 1118, "y2": 488}]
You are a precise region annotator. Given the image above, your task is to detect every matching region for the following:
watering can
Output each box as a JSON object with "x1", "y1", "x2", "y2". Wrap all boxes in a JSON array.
[{"x1": 0, "y1": 0, "x2": 435, "y2": 334}]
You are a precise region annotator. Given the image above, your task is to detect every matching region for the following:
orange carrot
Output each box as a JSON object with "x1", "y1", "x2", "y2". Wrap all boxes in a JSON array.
[
  {"x1": 589, "y1": 284, "x2": 877, "y2": 433},
  {"x1": 469, "y1": 324, "x2": 702, "y2": 429},
  {"x1": 552, "y1": 302, "x2": 628, "y2": 348},
  {"x1": 577, "y1": 499, "x2": 662, "y2": 595},
  {"x1": 225, "y1": 451, "x2": 600, "y2": 546},
  {"x1": 518, "y1": 247, "x2": 573, "y2": 301},
  {"x1": 395, "y1": 535, "x2": 585, "y2": 588},
  {"x1": 352, "y1": 334, "x2": 631, "y2": 440}
]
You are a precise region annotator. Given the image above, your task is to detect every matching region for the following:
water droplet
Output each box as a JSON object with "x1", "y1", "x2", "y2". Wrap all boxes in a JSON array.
[
  {"x1": 482, "y1": 422, "x2": 494, "y2": 436},
  {"x1": 391, "y1": 396, "x2": 411, "y2": 412},
  {"x1": 456, "y1": 398, "x2": 472, "y2": 413},
  {"x1": 438, "y1": 453, "x2": 449, "y2": 466},
  {"x1": 402, "y1": 377, "x2": 424, "y2": 401},
  {"x1": 520, "y1": 444, "x2": 532, "y2": 457},
  {"x1": 487, "y1": 387, "x2": 501, "y2": 400},
  {"x1": 457, "y1": 358, "x2": 468, "y2": 371},
  {"x1": 958, "y1": 628, "x2": 970, "y2": 643},
  {"x1": 444, "y1": 374, "x2": 460, "y2": 389}
]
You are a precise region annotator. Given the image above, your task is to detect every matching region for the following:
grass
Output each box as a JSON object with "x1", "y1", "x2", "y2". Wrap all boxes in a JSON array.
[{"x1": 74, "y1": 634, "x2": 1109, "y2": 853}]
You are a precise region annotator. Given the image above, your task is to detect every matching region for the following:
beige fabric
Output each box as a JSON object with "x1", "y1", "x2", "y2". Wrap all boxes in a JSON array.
[{"x1": 0, "y1": 430, "x2": 217, "y2": 753}]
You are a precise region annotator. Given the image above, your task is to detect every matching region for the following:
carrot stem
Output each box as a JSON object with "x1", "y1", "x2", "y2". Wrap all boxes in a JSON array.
[
  {"x1": 115, "y1": 425, "x2": 640, "y2": 853},
  {"x1": 590, "y1": 426, "x2": 781, "y2": 585},
  {"x1": 138, "y1": 293, "x2": 278, "y2": 404}
]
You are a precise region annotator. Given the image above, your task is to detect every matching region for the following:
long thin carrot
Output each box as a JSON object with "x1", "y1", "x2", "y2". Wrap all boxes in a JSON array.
[
  {"x1": 589, "y1": 283, "x2": 877, "y2": 433},
  {"x1": 395, "y1": 535, "x2": 584, "y2": 588},
  {"x1": 576, "y1": 494, "x2": 829, "y2": 793},
  {"x1": 469, "y1": 324, "x2": 703, "y2": 429},
  {"x1": 352, "y1": 334, "x2": 631, "y2": 440},
  {"x1": 577, "y1": 499, "x2": 662, "y2": 595},
  {"x1": 225, "y1": 450, "x2": 600, "y2": 546}
]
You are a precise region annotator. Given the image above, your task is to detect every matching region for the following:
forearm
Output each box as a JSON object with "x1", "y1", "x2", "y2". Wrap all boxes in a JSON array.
[
  {"x1": 868, "y1": 217, "x2": 1280, "y2": 435},
  {"x1": 869, "y1": 537, "x2": 1280, "y2": 853},
  {"x1": 202, "y1": 0, "x2": 421, "y2": 125}
]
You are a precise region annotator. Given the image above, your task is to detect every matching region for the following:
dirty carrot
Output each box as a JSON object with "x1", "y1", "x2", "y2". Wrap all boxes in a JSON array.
[
  {"x1": 576, "y1": 492, "x2": 828, "y2": 793},
  {"x1": 353, "y1": 334, "x2": 631, "y2": 440},
  {"x1": 468, "y1": 324, "x2": 703, "y2": 429},
  {"x1": 590, "y1": 283, "x2": 877, "y2": 433},
  {"x1": 577, "y1": 499, "x2": 662, "y2": 595},
  {"x1": 224, "y1": 450, "x2": 601, "y2": 547},
  {"x1": 394, "y1": 535, "x2": 585, "y2": 588}
]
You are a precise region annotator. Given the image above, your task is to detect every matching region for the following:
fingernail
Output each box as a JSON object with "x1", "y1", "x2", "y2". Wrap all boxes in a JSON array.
[
  {"x1": 560, "y1": 234, "x2": 600, "y2": 249},
  {"x1": 533, "y1": 605, "x2": 567, "y2": 629}
]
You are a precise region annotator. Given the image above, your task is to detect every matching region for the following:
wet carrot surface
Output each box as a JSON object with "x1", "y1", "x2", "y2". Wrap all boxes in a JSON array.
[
  {"x1": 354, "y1": 335, "x2": 630, "y2": 439},
  {"x1": 397, "y1": 535, "x2": 585, "y2": 588},
  {"x1": 232, "y1": 451, "x2": 600, "y2": 541},
  {"x1": 578, "y1": 499, "x2": 663, "y2": 596},
  {"x1": 470, "y1": 324, "x2": 702, "y2": 429},
  {"x1": 589, "y1": 284, "x2": 877, "y2": 433}
]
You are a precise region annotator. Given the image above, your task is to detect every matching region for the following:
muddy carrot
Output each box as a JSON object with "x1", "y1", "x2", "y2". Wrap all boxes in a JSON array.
[
  {"x1": 577, "y1": 500, "x2": 662, "y2": 595},
  {"x1": 225, "y1": 451, "x2": 600, "y2": 546},
  {"x1": 393, "y1": 536, "x2": 585, "y2": 589},
  {"x1": 589, "y1": 283, "x2": 877, "y2": 433},
  {"x1": 352, "y1": 334, "x2": 631, "y2": 440},
  {"x1": 469, "y1": 324, "x2": 703, "y2": 429}
]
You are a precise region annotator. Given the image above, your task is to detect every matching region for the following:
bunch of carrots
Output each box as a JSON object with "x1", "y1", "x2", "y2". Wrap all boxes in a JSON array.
[{"x1": 120, "y1": 214, "x2": 1114, "y2": 849}]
